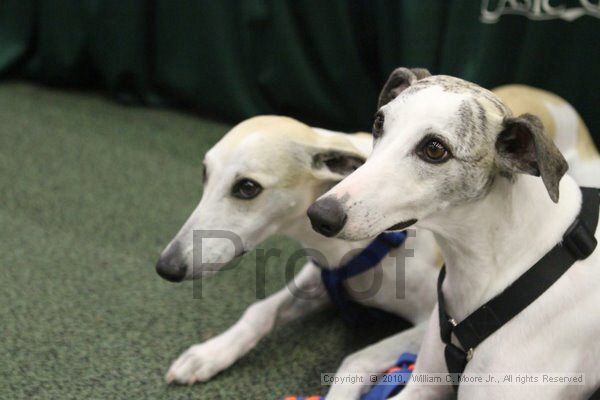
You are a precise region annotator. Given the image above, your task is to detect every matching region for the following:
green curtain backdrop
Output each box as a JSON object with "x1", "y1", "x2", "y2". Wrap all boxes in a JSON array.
[{"x1": 0, "y1": 0, "x2": 598, "y2": 139}]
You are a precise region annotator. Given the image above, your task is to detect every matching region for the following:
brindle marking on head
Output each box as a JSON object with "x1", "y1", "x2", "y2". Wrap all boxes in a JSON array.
[
  {"x1": 450, "y1": 100, "x2": 495, "y2": 164},
  {"x1": 398, "y1": 76, "x2": 509, "y2": 166},
  {"x1": 473, "y1": 99, "x2": 488, "y2": 134},
  {"x1": 405, "y1": 76, "x2": 511, "y2": 161},
  {"x1": 405, "y1": 75, "x2": 510, "y2": 117}
]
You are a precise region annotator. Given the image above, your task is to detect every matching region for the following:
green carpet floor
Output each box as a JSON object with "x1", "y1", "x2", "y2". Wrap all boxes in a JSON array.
[{"x1": 0, "y1": 83, "x2": 403, "y2": 399}]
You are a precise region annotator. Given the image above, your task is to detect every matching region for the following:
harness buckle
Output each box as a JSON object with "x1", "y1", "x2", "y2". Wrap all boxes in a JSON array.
[
  {"x1": 466, "y1": 348, "x2": 474, "y2": 362},
  {"x1": 563, "y1": 218, "x2": 597, "y2": 260}
]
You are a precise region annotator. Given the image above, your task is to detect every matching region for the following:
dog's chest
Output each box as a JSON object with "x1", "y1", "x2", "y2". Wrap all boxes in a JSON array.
[
  {"x1": 344, "y1": 265, "x2": 401, "y2": 313},
  {"x1": 342, "y1": 231, "x2": 440, "y2": 322},
  {"x1": 343, "y1": 254, "x2": 438, "y2": 323}
]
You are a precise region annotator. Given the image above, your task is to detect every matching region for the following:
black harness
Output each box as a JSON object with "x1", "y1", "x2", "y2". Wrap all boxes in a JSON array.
[{"x1": 437, "y1": 187, "x2": 599, "y2": 392}]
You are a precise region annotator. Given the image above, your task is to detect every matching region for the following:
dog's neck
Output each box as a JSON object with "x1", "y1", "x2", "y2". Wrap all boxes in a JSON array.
[
  {"x1": 421, "y1": 174, "x2": 582, "y2": 321},
  {"x1": 282, "y1": 217, "x2": 372, "y2": 269}
]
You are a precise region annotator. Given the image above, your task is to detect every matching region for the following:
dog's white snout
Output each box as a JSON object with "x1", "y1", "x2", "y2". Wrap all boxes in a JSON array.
[{"x1": 325, "y1": 160, "x2": 376, "y2": 200}]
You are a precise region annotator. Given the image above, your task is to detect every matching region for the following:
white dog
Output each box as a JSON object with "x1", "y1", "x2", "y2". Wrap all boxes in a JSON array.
[
  {"x1": 308, "y1": 68, "x2": 600, "y2": 399},
  {"x1": 156, "y1": 115, "x2": 440, "y2": 399}
]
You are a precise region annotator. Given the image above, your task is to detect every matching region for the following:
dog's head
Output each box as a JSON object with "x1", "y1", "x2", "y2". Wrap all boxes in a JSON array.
[
  {"x1": 307, "y1": 68, "x2": 568, "y2": 240},
  {"x1": 156, "y1": 115, "x2": 368, "y2": 281}
]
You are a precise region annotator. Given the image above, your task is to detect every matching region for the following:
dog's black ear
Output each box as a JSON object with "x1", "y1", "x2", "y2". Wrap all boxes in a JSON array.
[
  {"x1": 378, "y1": 67, "x2": 431, "y2": 109},
  {"x1": 496, "y1": 113, "x2": 568, "y2": 203},
  {"x1": 312, "y1": 150, "x2": 366, "y2": 181}
]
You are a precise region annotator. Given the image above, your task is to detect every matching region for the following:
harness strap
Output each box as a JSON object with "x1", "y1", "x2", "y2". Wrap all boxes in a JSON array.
[
  {"x1": 590, "y1": 386, "x2": 600, "y2": 400},
  {"x1": 438, "y1": 187, "x2": 599, "y2": 385},
  {"x1": 315, "y1": 231, "x2": 407, "y2": 325}
]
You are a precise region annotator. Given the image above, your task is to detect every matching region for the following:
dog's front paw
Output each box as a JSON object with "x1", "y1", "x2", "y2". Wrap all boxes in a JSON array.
[{"x1": 165, "y1": 341, "x2": 235, "y2": 384}]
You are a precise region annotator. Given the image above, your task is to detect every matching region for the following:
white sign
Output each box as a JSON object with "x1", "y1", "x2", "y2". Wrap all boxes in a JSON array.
[{"x1": 481, "y1": 0, "x2": 600, "y2": 23}]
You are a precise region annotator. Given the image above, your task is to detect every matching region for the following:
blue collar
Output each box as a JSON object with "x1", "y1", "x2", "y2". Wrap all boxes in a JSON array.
[{"x1": 313, "y1": 231, "x2": 408, "y2": 325}]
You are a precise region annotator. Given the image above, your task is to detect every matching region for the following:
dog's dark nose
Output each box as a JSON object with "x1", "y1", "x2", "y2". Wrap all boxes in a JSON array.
[
  {"x1": 307, "y1": 197, "x2": 347, "y2": 237},
  {"x1": 155, "y1": 255, "x2": 187, "y2": 283}
]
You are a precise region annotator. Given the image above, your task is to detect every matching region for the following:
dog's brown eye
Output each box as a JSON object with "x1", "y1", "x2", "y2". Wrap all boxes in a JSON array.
[
  {"x1": 232, "y1": 178, "x2": 262, "y2": 200},
  {"x1": 372, "y1": 112, "x2": 385, "y2": 139},
  {"x1": 202, "y1": 165, "x2": 208, "y2": 184},
  {"x1": 425, "y1": 141, "x2": 446, "y2": 159},
  {"x1": 418, "y1": 138, "x2": 451, "y2": 163}
]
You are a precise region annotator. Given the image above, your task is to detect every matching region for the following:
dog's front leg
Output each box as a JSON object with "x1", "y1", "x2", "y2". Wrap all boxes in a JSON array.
[
  {"x1": 166, "y1": 262, "x2": 328, "y2": 384},
  {"x1": 325, "y1": 322, "x2": 427, "y2": 400},
  {"x1": 391, "y1": 307, "x2": 454, "y2": 400}
]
